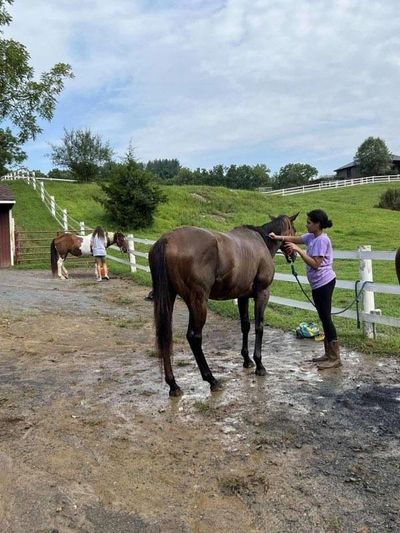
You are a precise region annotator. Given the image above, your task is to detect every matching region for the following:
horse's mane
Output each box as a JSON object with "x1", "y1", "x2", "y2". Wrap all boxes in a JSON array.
[{"x1": 243, "y1": 215, "x2": 289, "y2": 246}]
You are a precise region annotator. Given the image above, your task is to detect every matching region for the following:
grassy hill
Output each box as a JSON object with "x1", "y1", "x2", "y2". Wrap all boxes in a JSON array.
[{"x1": 7, "y1": 179, "x2": 400, "y2": 357}]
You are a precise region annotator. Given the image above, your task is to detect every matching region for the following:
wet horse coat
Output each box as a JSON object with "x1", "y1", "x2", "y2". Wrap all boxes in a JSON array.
[
  {"x1": 149, "y1": 214, "x2": 298, "y2": 396},
  {"x1": 50, "y1": 231, "x2": 127, "y2": 279}
]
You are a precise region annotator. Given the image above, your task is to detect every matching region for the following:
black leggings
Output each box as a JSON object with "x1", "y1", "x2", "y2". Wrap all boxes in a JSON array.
[{"x1": 312, "y1": 278, "x2": 337, "y2": 343}]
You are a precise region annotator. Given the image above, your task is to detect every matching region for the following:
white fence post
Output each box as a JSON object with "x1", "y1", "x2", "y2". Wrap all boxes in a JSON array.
[
  {"x1": 359, "y1": 245, "x2": 375, "y2": 338},
  {"x1": 80, "y1": 222, "x2": 85, "y2": 236},
  {"x1": 50, "y1": 195, "x2": 56, "y2": 217},
  {"x1": 32, "y1": 176, "x2": 36, "y2": 190},
  {"x1": 62, "y1": 209, "x2": 68, "y2": 231},
  {"x1": 40, "y1": 181, "x2": 45, "y2": 201},
  {"x1": 128, "y1": 234, "x2": 137, "y2": 273}
]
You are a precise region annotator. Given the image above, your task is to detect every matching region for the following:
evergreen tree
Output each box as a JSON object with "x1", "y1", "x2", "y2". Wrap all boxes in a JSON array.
[{"x1": 100, "y1": 161, "x2": 166, "y2": 229}]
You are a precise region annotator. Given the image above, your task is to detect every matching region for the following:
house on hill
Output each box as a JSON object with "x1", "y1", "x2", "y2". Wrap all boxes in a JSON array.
[
  {"x1": 334, "y1": 155, "x2": 400, "y2": 179},
  {"x1": 0, "y1": 184, "x2": 16, "y2": 267}
]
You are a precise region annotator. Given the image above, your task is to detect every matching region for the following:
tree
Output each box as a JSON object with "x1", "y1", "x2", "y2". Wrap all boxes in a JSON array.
[
  {"x1": 0, "y1": 128, "x2": 25, "y2": 174},
  {"x1": 272, "y1": 163, "x2": 318, "y2": 189},
  {"x1": 354, "y1": 137, "x2": 393, "y2": 177},
  {"x1": 49, "y1": 128, "x2": 114, "y2": 182},
  {"x1": 146, "y1": 159, "x2": 181, "y2": 181},
  {"x1": 0, "y1": 0, "x2": 73, "y2": 169},
  {"x1": 100, "y1": 161, "x2": 166, "y2": 229}
]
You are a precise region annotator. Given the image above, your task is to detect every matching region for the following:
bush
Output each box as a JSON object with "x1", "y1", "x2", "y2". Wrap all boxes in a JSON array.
[
  {"x1": 100, "y1": 161, "x2": 166, "y2": 229},
  {"x1": 376, "y1": 188, "x2": 400, "y2": 211}
]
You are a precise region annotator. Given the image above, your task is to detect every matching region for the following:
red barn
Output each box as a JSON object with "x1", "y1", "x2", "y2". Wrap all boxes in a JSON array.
[{"x1": 0, "y1": 184, "x2": 16, "y2": 267}]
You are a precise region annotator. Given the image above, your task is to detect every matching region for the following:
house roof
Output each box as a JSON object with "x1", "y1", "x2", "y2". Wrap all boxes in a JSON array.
[
  {"x1": 334, "y1": 155, "x2": 400, "y2": 172},
  {"x1": 0, "y1": 184, "x2": 16, "y2": 203}
]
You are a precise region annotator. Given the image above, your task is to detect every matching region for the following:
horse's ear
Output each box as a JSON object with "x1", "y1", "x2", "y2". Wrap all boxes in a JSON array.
[
  {"x1": 290, "y1": 212, "x2": 300, "y2": 221},
  {"x1": 268, "y1": 214, "x2": 276, "y2": 221}
]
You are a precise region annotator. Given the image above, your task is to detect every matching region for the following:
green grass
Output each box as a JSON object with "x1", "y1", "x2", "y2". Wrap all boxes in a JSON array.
[{"x1": 7, "y1": 179, "x2": 400, "y2": 357}]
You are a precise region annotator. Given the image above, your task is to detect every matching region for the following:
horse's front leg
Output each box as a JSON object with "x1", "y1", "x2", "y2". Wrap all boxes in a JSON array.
[
  {"x1": 253, "y1": 288, "x2": 270, "y2": 376},
  {"x1": 238, "y1": 297, "x2": 254, "y2": 368},
  {"x1": 186, "y1": 299, "x2": 221, "y2": 392}
]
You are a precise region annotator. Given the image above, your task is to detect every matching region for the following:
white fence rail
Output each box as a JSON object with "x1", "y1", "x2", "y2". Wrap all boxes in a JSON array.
[
  {"x1": 265, "y1": 174, "x2": 400, "y2": 196},
  {"x1": 115, "y1": 237, "x2": 400, "y2": 335},
  {"x1": 3, "y1": 170, "x2": 399, "y2": 335}
]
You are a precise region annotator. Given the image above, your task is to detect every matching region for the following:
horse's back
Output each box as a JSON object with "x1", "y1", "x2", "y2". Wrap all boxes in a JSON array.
[
  {"x1": 53, "y1": 233, "x2": 88, "y2": 257},
  {"x1": 151, "y1": 225, "x2": 274, "y2": 300}
]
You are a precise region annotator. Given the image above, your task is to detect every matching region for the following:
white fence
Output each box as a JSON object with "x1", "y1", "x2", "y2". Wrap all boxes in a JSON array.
[
  {"x1": 265, "y1": 174, "x2": 400, "y2": 196},
  {"x1": 117, "y1": 236, "x2": 400, "y2": 337},
  {"x1": 3, "y1": 171, "x2": 400, "y2": 336}
]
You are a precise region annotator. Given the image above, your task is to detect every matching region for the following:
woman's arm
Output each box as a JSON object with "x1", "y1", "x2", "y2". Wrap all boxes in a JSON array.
[
  {"x1": 283, "y1": 242, "x2": 324, "y2": 270},
  {"x1": 268, "y1": 232, "x2": 304, "y2": 245}
]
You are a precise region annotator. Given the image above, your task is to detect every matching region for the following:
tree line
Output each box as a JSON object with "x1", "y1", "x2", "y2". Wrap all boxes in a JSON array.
[{"x1": 1, "y1": 0, "x2": 398, "y2": 229}]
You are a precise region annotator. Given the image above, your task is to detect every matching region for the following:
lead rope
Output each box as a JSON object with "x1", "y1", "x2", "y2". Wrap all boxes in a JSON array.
[{"x1": 289, "y1": 261, "x2": 369, "y2": 329}]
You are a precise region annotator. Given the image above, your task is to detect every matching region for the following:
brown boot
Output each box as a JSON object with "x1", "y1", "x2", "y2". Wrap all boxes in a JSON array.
[
  {"x1": 312, "y1": 337, "x2": 329, "y2": 363},
  {"x1": 317, "y1": 340, "x2": 341, "y2": 370}
]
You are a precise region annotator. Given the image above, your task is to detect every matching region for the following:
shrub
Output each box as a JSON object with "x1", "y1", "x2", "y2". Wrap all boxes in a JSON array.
[
  {"x1": 100, "y1": 161, "x2": 166, "y2": 229},
  {"x1": 376, "y1": 188, "x2": 400, "y2": 211}
]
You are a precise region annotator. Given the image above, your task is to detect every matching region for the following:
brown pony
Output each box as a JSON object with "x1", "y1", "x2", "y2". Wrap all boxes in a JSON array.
[
  {"x1": 396, "y1": 248, "x2": 400, "y2": 284},
  {"x1": 50, "y1": 231, "x2": 128, "y2": 279},
  {"x1": 149, "y1": 213, "x2": 298, "y2": 397}
]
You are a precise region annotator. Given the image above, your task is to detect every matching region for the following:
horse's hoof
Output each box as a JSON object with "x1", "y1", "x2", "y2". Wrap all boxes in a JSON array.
[
  {"x1": 255, "y1": 367, "x2": 267, "y2": 376},
  {"x1": 169, "y1": 387, "x2": 183, "y2": 397},
  {"x1": 243, "y1": 359, "x2": 255, "y2": 368},
  {"x1": 210, "y1": 380, "x2": 223, "y2": 392}
]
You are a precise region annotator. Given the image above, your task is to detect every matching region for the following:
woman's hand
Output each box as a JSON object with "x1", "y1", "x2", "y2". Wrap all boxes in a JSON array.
[
  {"x1": 284, "y1": 242, "x2": 301, "y2": 254},
  {"x1": 268, "y1": 232, "x2": 278, "y2": 240}
]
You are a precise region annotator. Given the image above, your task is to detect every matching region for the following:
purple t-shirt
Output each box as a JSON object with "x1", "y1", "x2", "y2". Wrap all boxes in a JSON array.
[{"x1": 301, "y1": 233, "x2": 336, "y2": 290}]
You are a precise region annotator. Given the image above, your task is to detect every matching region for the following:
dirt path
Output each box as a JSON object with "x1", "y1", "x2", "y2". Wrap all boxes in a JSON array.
[{"x1": 0, "y1": 269, "x2": 399, "y2": 532}]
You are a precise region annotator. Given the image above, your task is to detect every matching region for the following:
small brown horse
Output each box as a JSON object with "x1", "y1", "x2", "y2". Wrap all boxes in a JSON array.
[
  {"x1": 396, "y1": 248, "x2": 400, "y2": 284},
  {"x1": 50, "y1": 231, "x2": 128, "y2": 279},
  {"x1": 149, "y1": 214, "x2": 298, "y2": 396}
]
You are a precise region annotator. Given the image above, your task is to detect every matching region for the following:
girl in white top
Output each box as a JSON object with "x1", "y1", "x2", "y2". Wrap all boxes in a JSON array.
[{"x1": 90, "y1": 226, "x2": 109, "y2": 281}]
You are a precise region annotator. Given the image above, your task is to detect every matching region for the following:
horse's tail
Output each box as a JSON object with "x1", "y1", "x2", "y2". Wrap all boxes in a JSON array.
[
  {"x1": 396, "y1": 248, "x2": 400, "y2": 284},
  {"x1": 149, "y1": 238, "x2": 174, "y2": 365},
  {"x1": 50, "y1": 239, "x2": 58, "y2": 277}
]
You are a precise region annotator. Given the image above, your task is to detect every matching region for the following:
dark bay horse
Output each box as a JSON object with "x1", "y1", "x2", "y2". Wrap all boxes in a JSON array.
[
  {"x1": 50, "y1": 231, "x2": 128, "y2": 279},
  {"x1": 396, "y1": 248, "x2": 400, "y2": 283},
  {"x1": 149, "y1": 214, "x2": 298, "y2": 396}
]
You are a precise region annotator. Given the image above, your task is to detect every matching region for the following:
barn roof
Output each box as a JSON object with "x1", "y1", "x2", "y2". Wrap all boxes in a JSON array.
[
  {"x1": 0, "y1": 184, "x2": 16, "y2": 204},
  {"x1": 334, "y1": 155, "x2": 400, "y2": 172}
]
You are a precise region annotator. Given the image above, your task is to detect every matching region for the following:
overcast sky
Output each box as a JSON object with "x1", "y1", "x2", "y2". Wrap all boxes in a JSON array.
[{"x1": 6, "y1": 0, "x2": 400, "y2": 175}]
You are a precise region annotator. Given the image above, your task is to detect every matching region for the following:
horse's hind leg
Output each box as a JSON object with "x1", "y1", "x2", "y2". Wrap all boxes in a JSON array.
[
  {"x1": 57, "y1": 257, "x2": 67, "y2": 280},
  {"x1": 238, "y1": 297, "x2": 254, "y2": 368},
  {"x1": 186, "y1": 299, "x2": 221, "y2": 392},
  {"x1": 253, "y1": 288, "x2": 269, "y2": 376},
  {"x1": 61, "y1": 261, "x2": 69, "y2": 279}
]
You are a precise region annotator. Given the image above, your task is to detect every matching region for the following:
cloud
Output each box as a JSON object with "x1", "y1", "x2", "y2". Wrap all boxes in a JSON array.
[{"x1": 6, "y1": 0, "x2": 400, "y2": 172}]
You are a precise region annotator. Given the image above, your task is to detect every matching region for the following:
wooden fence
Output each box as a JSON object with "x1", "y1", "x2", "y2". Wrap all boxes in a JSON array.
[{"x1": 15, "y1": 230, "x2": 92, "y2": 268}]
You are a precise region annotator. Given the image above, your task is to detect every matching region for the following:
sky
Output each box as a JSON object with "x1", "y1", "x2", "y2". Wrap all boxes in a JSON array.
[{"x1": 5, "y1": 0, "x2": 400, "y2": 176}]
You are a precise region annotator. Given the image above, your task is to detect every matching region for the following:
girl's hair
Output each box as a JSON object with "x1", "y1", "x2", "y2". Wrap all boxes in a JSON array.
[
  {"x1": 92, "y1": 226, "x2": 105, "y2": 238},
  {"x1": 307, "y1": 209, "x2": 333, "y2": 229}
]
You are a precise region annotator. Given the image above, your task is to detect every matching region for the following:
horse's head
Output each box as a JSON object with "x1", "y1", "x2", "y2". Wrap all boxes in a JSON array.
[
  {"x1": 113, "y1": 231, "x2": 129, "y2": 253},
  {"x1": 268, "y1": 213, "x2": 299, "y2": 262}
]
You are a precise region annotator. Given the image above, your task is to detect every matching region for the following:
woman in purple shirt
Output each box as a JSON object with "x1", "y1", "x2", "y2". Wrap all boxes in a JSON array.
[{"x1": 269, "y1": 209, "x2": 341, "y2": 369}]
